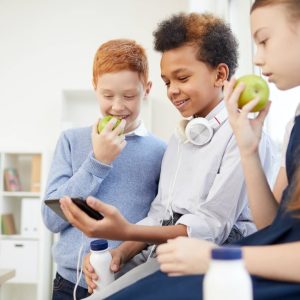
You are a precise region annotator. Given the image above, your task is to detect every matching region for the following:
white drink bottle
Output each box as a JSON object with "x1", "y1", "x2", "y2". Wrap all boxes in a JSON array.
[
  {"x1": 89, "y1": 239, "x2": 115, "y2": 292},
  {"x1": 203, "y1": 247, "x2": 253, "y2": 300}
]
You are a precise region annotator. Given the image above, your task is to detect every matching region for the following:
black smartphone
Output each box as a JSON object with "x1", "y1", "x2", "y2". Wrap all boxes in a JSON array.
[{"x1": 44, "y1": 197, "x2": 103, "y2": 222}]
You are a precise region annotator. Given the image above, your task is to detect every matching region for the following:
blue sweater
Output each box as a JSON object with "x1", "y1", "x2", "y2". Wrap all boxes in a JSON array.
[{"x1": 42, "y1": 126, "x2": 166, "y2": 287}]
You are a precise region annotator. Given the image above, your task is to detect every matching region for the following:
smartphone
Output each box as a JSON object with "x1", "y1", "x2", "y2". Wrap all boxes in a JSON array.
[{"x1": 44, "y1": 197, "x2": 103, "y2": 222}]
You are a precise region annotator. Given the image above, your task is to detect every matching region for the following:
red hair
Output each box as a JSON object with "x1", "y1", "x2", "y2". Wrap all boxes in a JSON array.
[{"x1": 93, "y1": 39, "x2": 148, "y2": 87}]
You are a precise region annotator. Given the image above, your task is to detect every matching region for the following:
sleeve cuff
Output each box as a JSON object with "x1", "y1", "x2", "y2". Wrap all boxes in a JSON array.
[
  {"x1": 81, "y1": 151, "x2": 112, "y2": 179},
  {"x1": 176, "y1": 214, "x2": 222, "y2": 242},
  {"x1": 136, "y1": 216, "x2": 161, "y2": 226}
]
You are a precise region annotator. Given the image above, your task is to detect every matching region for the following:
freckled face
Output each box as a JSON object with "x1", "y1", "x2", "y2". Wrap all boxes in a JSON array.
[{"x1": 95, "y1": 70, "x2": 150, "y2": 133}]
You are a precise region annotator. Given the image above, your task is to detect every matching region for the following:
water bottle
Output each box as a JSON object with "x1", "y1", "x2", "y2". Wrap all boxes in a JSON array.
[
  {"x1": 89, "y1": 239, "x2": 115, "y2": 292},
  {"x1": 203, "y1": 247, "x2": 253, "y2": 300}
]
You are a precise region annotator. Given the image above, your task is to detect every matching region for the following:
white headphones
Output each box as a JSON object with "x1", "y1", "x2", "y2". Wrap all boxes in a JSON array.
[{"x1": 176, "y1": 107, "x2": 228, "y2": 146}]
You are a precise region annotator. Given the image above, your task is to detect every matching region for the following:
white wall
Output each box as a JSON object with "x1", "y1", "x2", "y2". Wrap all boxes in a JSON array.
[
  {"x1": 0, "y1": 0, "x2": 188, "y2": 151},
  {"x1": 2, "y1": 0, "x2": 298, "y2": 174}
]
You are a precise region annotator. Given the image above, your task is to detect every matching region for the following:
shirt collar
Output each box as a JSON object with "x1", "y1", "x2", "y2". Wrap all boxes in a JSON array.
[
  {"x1": 205, "y1": 100, "x2": 225, "y2": 121},
  {"x1": 125, "y1": 120, "x2": 148, "y2": 137}
]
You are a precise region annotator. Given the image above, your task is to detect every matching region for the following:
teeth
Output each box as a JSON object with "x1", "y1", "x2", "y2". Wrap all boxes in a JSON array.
[
  {"x1": 113, "y1": 115, "x2": 127, "y2": 119},
  {"x1": 176, "y1": 100, "x2": 187, "y2": 106}
]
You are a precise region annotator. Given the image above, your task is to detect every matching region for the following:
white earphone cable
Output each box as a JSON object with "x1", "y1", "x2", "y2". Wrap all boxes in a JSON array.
[
  {"x1": 147, "y1": 140, "x2": 183, "y2": 260},
  {"x1": 73, "y1": 232, "x2": 85, "y2": 300}
]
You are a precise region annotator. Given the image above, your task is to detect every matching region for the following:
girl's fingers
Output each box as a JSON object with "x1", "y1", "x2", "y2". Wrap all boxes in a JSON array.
[
  {"x1": 156, "y1": 242, "x2": 175, "y2": 255},
  {"x1": 160, "y1": 262, "x2": 180, "y2": 274},
  {"x1": 256, "y1": 100, "x2": 271, "y2": 124},
  {"x1": 239, "y1": 97, "x2": 260, "y2": 117},
  {"x1": 224, "y1": 79, "x2": 243, "y2": 117}
]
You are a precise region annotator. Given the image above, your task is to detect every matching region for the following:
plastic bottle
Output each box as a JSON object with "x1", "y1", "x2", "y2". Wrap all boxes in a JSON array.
[
  {"x1": 89, "y1": 239, "x2": 115, "y2": 292},
  {"x1": 203, "y1": 247, "x2": 253, "y2": 300}
]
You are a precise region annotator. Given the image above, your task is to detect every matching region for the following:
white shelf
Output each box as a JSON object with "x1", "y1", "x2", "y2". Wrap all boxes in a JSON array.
[
  {"x1": 2, "y1": 192, "x2": 40, "y2": 198},
  {"x1": 0, "y1": 234, "x2": 39, "y2": 241},
  {"x1": 0, "y1": 150, "x2": 52, "y2": 300}
]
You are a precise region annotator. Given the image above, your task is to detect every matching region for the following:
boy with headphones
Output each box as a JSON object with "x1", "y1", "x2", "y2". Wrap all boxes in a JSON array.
[{"x1": 60, "y1": 12, "x2": 274, "y2": 298}]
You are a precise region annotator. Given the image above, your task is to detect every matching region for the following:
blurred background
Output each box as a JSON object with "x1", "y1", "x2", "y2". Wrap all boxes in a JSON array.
[{"x1": 0, "y1": 0, "x2": 299, "y2": 299}]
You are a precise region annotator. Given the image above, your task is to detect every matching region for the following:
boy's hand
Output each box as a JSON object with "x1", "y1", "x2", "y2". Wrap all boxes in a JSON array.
[
  {"x1": 83, "y1": 248, "x2": 124, "y2": 293},
  {"x1": 224, "y1": 79, "x2": 271, "y2": 157},
  {"x1": 110, "y1": 247, "x2": 125, "y2": 273},
  {"x1": 92, "y1": 118, "x2": 127, "y2": 165},
  {"x1": 83, "y1": 253, "x2": 98, "y2": 293},
  {"x1": 60, "y1": 196, "x2": 132, "y2": 240}
]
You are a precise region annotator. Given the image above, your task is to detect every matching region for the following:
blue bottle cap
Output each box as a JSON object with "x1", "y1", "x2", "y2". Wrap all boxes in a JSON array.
[
  {"x1": 211, "y1": 247, "x2": 242, "y2": 260},
  {"x1": 90, "y1": 239, "x2": 108, "y2": 251}
]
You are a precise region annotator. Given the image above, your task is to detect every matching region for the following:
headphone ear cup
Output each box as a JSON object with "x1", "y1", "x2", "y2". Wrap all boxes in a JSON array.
[{"x1": 185, "y1": 118, "x2": 213, "y2": 146}]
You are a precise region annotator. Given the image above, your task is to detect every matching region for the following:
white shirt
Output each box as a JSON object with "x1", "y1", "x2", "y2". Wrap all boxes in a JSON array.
[{"x1": 138, "y1": 101, "x2": 274, "y2": 244}]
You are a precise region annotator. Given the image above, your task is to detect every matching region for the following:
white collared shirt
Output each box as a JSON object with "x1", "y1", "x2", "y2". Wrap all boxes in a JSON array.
[
  {"x1": 125, "y1": 120, "x2": 148, "y2": 137},
  {"x1": 138, "y1": 101, "x2": 274, "y2": 244}
]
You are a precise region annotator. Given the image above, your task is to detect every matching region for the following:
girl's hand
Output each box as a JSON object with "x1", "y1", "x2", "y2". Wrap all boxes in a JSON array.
[
  {"x1": 60, "y1": 196, "x2": 131, "y2": 240},
  {"x1": 156, "y1": 237, "x2": 217, "y2": 276},
  {"x1": 224, "y1": 79, "x2": 271, "y2": 157},
  {"x1": 92, "y1": 118, "x2": 126, "y2": 165}
]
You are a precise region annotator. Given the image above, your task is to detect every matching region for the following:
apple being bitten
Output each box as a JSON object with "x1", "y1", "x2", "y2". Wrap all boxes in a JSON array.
[
  {"x1": 97, "y1": 115, "x2": 122, "y2": 133},
  {"x1": 235, "y1": 74, "x2": 270, "y2": 112}
]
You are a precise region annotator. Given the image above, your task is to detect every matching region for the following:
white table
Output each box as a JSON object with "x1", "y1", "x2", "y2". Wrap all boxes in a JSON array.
[{"x1": 0, "y1": 269, "x2": 15, "y2": 299}]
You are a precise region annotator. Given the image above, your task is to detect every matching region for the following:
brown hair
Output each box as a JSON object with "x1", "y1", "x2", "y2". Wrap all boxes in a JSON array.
[
  {"x1": 251, "y1": 0, "x2": 300, "y2": 21},
  {"x1": 92, "y1": 39, "x2": 148, "y2": 87},
  {"x1": 288, "y1": 168, "x2": 300, "y2": 214}
]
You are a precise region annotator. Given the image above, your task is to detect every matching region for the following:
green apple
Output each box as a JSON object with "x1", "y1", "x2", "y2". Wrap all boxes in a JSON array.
[
  {"x1": 235, "y1": 74, "x2": 270, "y2": 112},
  {"x1": 97, "y1": 115, "x2": 122, "y2": 133}
]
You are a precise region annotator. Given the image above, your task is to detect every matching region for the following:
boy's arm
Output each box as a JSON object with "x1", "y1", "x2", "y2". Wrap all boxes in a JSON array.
[
  {"x1": 42, "y1": 132, "x2": 112, "y2": 233},
  {"x1": 60, "y1": 134, "x2": 270, "y2": 244},
  {"x1": 60, "y1": 196, "x2": 188, "y2": 243},
  {"x1": 117, "y1": 241, "x2": 149, "y2": 263}
]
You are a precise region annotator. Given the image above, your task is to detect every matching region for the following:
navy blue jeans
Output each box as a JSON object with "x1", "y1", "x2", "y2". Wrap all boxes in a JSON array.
[{"x1": 52, "y1": 273, "x2": 90, "y2": 300}]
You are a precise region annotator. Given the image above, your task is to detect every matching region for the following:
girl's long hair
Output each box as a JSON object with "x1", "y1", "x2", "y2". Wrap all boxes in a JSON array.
[{"x1": 288, "y1": 168, "x2": 300, "y2": 213}]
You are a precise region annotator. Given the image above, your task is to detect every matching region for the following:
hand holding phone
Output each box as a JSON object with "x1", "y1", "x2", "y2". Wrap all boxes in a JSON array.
[{"x1": 45, "y1": 197, "x2": 103, "y2": 222}]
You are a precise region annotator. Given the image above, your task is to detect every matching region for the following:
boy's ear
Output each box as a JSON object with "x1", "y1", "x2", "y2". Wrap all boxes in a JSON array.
[
  {"x1": 214, "y1": 63, "x2": 229, "y2": 87},
  {"x1": 144, "y1": 81, "x2": 152, "y2": 98},
  {"x1": 92, "y1": 79, "x2": 96, "y2": 90}
]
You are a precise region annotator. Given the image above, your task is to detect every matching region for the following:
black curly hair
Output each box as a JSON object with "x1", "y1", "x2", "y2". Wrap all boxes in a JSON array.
[{"x1": 153, "y1": 13, "x2": 239, "y2": 79}]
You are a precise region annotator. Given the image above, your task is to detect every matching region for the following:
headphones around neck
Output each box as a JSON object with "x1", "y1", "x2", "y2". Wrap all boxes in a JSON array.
[{"x1": 176, "y1": 107, "x2": 228, "y2": 146}]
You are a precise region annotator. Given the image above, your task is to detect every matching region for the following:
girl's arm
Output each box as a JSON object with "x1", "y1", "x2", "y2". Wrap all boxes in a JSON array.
[
  {"x1": 243, "y1": 242, "x2": 300, "y2": 282},
  {"x1": 273, "y1": 166, "x2": 288, "y2": 203},
  {"x1": 224, "y1": 79, "x2": 278, "y2": 229}
]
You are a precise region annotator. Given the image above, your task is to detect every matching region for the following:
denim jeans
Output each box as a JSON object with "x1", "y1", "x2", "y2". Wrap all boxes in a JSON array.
[
  {"x1": 52, "y1": 273, "x2": 90, "y2": 300},
  {"x1": 223, "y1": 225, "x2": 244, "y2": 245}
]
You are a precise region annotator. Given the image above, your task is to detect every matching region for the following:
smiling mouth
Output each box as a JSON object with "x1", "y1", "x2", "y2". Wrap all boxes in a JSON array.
[
  {"x1": 174, "y1": 99, "x2": 189, "y2": 108},
  {"x1": 111, "y1": 115, "x2": 129, "y2": 119}
]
